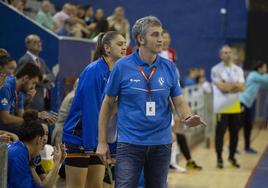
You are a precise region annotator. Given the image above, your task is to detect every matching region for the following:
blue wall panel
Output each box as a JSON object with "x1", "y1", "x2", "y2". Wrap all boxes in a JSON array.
[
  {"x1": 226, "y1": 0, "x2": 248, "y2": 39},
  {"x1": 57, "y1": 39, "x2": 96, "y2": 104},
  {"x1": 201, "y1": 0, "x2": 227, "y2": 38},
  {"x1": 58, "y1": 40, "x2": 95, "y2": 78}
]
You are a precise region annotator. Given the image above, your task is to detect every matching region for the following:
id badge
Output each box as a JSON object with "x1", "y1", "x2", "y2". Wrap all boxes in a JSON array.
[{"x1": 146, "y1": 101, "x2": 156, "y2": 116}]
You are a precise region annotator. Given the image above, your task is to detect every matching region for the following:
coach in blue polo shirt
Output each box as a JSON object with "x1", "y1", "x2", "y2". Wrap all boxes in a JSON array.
[{"x1": 97, "y1": 16, "x2": 205, "y2": 188}]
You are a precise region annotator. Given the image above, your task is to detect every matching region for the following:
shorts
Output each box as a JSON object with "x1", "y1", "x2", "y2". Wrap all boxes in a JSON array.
[{"x1": 64, "y1": 144, "x2": 103, "y2": 168}]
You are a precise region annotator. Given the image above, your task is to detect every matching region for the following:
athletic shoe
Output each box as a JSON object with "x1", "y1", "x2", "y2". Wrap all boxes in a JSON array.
[
  {"x1": 228, "y1": 158, "x2": 240, "y2": 168},
  {"x1": 170, "y1": 164, "x2": 187, "y2": 173},
  {"x1": 245, "y1": 148, "x2": 258, "y2": 154},
  {"x1": 217, "y1": 159, "x2": 224, "y2": 169},
  {"x1": 186, "y1": 161, "x2": 203, "y2": 170}
]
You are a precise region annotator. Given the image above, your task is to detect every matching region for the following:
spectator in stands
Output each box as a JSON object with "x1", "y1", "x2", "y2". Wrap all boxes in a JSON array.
[
  {"x1": 53, "y1": 3, "x2": 73, "y2": 31},
  {"x1": 0, "y1": 63, "x2": 42, "y2": 134},
  {"x1": 68, "y1": 4, "x2": 90, "y2": 38},
  {"x1": 56, "y1": 18, "x2": 76, "y2": 37},
  {"x1": 83, "y1": 5, "x2": 97, "y2": 37},
  {"x1": 211, "y1": 45, "x2": 245, "y2": 169},
  {"x1": 35, "y1": 0, "x2": 56, "y2": 31},
  {"x1": 183, "y1": 68, "x2": 198, "y2": 87},
  {"x1": 51, "y1": 79, "x2": 78, "y2": 145},
  {"x1": 18, "y1": 34, "x2": 56, "y2": 111},
  {"x1": 89, "y1": 8, "x2": 109, "y2": 39},
  {"x1": 0, "y1": 48, "x2": 9, "y2": 57},
  {"x1": 97, "y1": 16, "x2": 205, "y2": 188},
  {"x1": 159, "y1": 30, "x2": 177, "y2": 63},
  {"x1": 7, "y1": 114, "x2": 66, "y2": 188},
  {"x1": 62, "y1": 31, "x2": 126, "y2": 188},
  {"x1": 9, "y1": 0, "x2": 26, "y2": 13},
  {"x1": 107, "y1": 6, "x2": 130, "y2": 45},
  {"x1": 76, "y1": 4, "x2": 86, "y2": 20},
  {"x1": 69, "y1": 4, "x2": 83, "y2": 24},
  {"x1": 84, "y1": 5, "x2": 95, "y2": 26},
  {"x1": 240, "y1": 61, "x2": 268, "y2": 154}
]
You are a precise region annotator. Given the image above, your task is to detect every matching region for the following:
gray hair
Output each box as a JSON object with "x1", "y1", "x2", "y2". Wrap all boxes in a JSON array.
[{"x1": 132, "y1": 16, "x2": 162, "y2": 46}]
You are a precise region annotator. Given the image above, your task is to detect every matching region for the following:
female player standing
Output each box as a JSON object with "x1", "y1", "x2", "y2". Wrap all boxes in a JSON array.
[{"x1": 62, "y1": 31, "x2": 126, "y2": 188}]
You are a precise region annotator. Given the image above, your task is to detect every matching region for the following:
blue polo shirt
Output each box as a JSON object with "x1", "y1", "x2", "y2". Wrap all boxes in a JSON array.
[
  {"x1": 0, "y1": 76, "x2": 25, "y2": 113},
  {"x1": 0, "y1": 76, "x2": 17, "y2": 114},
  {"x1": 8, "y1": 141, "x2": 43, "y2": 188},
  {"x1": 62, "y1": 57, "x2": 110, "y2": 150},
  {"x1": 0, "y1": 76, "x2": 24, "y2": 134},
  {"x1": 0, "y1": 76, "x2": 24, "y2": 133},
  {"x1": 105, "y1": 51, "x2": 182, "y2": 145}
]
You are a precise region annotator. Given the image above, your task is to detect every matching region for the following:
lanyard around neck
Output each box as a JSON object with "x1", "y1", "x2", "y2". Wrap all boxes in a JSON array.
[{"x1": 138, "y1": 66, "x2": 156, "y2": 101}]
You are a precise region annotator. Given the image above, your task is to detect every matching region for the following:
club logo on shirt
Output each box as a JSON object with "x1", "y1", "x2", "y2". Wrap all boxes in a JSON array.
[
  {"x1": 158, "y1": 77, "x2": 165, "y2": 86},
  {"x1": 130, "y1": 78, "x2": 141, "y2": 83},
  {"x1": 1, "y1": 98, "x2": 8, "y2": 106}
]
